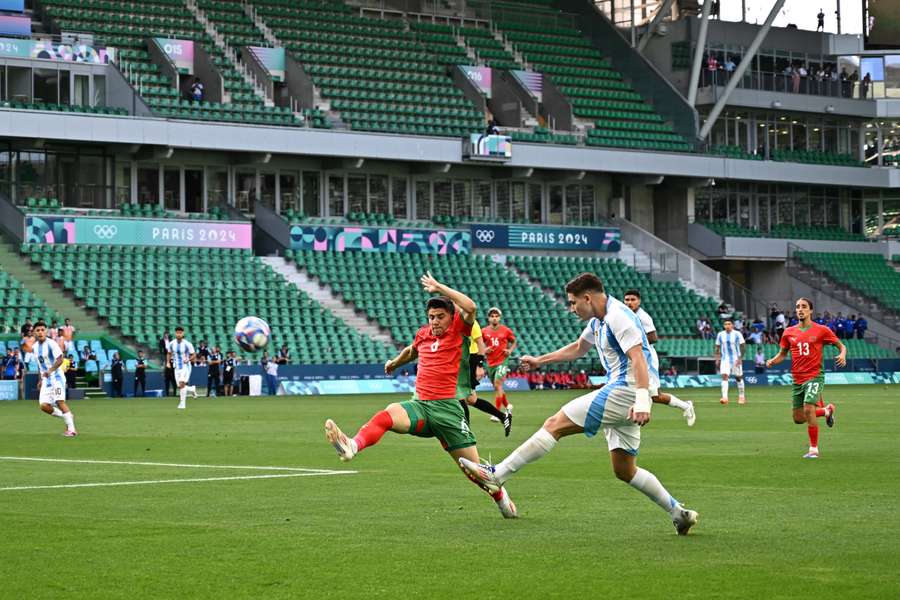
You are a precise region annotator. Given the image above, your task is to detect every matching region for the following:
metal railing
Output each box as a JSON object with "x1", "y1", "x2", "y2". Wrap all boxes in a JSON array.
[{"x1": 700, "y1": 70, "x2": 873, "y2": 101}]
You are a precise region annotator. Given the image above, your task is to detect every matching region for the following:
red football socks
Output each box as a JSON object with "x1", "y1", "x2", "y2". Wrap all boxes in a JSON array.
[
  {"x1": 495, "y1": 393, "x2": 508, "y2": 409},
  {"x1": 815, "y1": 408, "x2": 826, "y2": 418},
  {"x1": 807, "y1": 425, "x2": 819, "y2": 447},
  {"x1": 353, "y1": 410, "x2": 393, "y2": 452}
]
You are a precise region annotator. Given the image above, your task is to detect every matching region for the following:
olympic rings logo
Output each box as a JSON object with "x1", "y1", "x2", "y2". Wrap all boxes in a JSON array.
[
  {"x1": 93, "y1": 225, "x2": 118, "y2": 239},
  {"x1": 475, "y1": 229, "x2": 495, "y2": 243}
]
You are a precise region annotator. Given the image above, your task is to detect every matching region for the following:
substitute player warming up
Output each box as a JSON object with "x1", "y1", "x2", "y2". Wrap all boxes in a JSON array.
[
  {"x1": 32, "y1": 321, "x2": 77, "y2": 436},
  {"x1": 324, "y1": 272, "x2": 518, "y2": 518},
  {"x1": 766, "y1": 298, "x2": 846, "y2": 459},
  {"x1": 460, "y1": 273, "x2": 698, "y2": 533}
]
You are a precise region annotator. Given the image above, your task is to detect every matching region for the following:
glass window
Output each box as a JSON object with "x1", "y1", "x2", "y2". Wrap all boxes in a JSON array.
[
  {"x1": 236, "y1": 171, "x2": 256, "y2": 213},
  {"x1": 279, "y1": 172, "x2": 298, "y2": 214},
  {"x1": 433, "y1": 180, "x2": 452, "y2": 217},
  {"x1": 302, "y1": 171, "x2": 320, "y2": 216},
  {"x1": 73, "y1": 74, "x2": 89, "y2": 106},
  {"x1": 565, "y1": 184, "x2": 580, "y2": 224},
  {"x1": 581, "y1": 185, "x2": 595, "y2": 224},
  {"x1": 886, "y1": 55, "x2": 900, "y2": 98},
  {"x1": 511, "y1": 182, "x2": 526, "y2": 223},
  {"x1": 328, "y1": 174, "x2": 344, "y2": 217},
  {"x1": 93, "y1": 75, "x2": 106, "y2": 106},
  {"x1": 259, "y1": 172, "x2": 276, "y2": 212},
  {"x1": 711, "y1": 187, "x2": 727, "y2": 221},
  {"x1": 347, "y1": 175, "x2": 366, "y2": 214},
  {"x1": 777, "y1": 188, "x2": 793, "y2": 225},
  {"x1": 495, "y1": 181, "x2": 510, "y2": 221},
  {"x1": 810, "y1": 188, "x2": 826, "y2": 226},
  {"x1": 208, "y1": 169, "x2": 228, "y2": 207},
  {"x1": 528, "y1": 183, "x2": 542, "y2": 223},
  {"x1": 793, "y1": 188, "x2": 810, "y2": 226},
  {"x1": 33, "y1": 68, "x2": 58, "y2": 104},
  {"x1": 453, "y1": 180, "x2": 471, "y2": 221},
  {"x1": 392, "y1": 177, "x2": 408, "y2": 218},
  {"x1": 114, "y1": 160, "x2": 131, "y2": 207},
  {"x1": 882, "y1": 198, "x2": 900, "y2": 233},
  {"x1": 137, "y1": 166, "x2": 159, "y2": 206},
  {"x1": 369, "y1": 175, "x2": 388, "y2": 215},
  {"x1": 475, "y1": 180, "x2": 491, "y2": 220},
  {"x1": 415, "y1": 180, "x2": 430, "y2": 220},
  {"x1": 164, "y1": 167, "x2": 181, "y2": 211},
  {"x1": 825, "y1": 194, "x2": 840, "y2": 227},
  {"x1": 548, "y1": 185, "x2": 563, "y2": 224},
  {"x1": 185, "y1": 169, "x2": 203, "y2": 213},
  {"x1": 695, "y1": 188, "x2": 711, "y2": 222},
  {"x1": 758, "y1": 192, "x2": 771, "y2": 232}
]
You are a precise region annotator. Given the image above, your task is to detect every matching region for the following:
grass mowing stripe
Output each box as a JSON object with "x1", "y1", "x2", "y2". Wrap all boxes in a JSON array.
[{"x1": 0, "y1": 456, "x2": 348, "y2": 473}]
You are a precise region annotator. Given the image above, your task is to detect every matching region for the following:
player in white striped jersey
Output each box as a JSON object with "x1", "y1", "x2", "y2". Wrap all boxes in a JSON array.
[
  {"x1": 623, "y1": 290, "x2": 696, "y2": 426},
  {"x1": 715, "y1": 320, "x2": 746, "y2": 404},
  {"x1": 166, "y1": 326, "x2": 197, "y2": 409},
  {"x1": 32, "y1": 321, "x2": 77, "y2": 436},
  {"x1": 460, "y1": 273, "x2": 698, "y2": 534}
]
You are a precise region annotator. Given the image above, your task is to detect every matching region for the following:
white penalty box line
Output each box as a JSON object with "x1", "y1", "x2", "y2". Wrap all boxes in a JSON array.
[{"x1": 0, "y1": 456, "x2": 357, "y2": 492}]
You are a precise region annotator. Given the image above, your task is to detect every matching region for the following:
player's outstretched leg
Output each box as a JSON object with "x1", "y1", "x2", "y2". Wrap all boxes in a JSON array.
[
  {"x1": 41, "y1": 401, "x2": 77, "y2": 436},
  {"x1": 654, "y1": 392, "x2": 696, "y2": 427},
  {"x1": 324, "y1": 404, "x2": 410, "y2": 462},
  {"x1": 452, "y1": 446, "x2": 517, "y2": 519},
  {"x1": 611, "y1": 450, "x2": 698, "y2": 535}
]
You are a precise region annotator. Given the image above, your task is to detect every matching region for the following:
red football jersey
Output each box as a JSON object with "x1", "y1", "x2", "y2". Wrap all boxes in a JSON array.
[
  {"x1": 482, "y1": 325, "x2": 516, "y2": 367},
  {"x1": 412, "y1": 312, "x2": 472, "y2": 401},
  {"x1": 779, "y1": 323, "x2": 840, "y2": 385}
]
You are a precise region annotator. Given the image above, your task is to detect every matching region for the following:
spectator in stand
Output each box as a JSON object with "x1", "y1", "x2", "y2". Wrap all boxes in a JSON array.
[
  {"x1": 748, "y1": 327, "x2": 764, "y2": 346},
  {"x1": 751, "y1": 317, "x2": 765, "y2": 335},
  {"x1": 755, "y1": 347, "x2": 767, "y2": 373},
  {"x1": 855, "y1": 315, "x2": 868, "y2": 339},
  {"x1": 834, "y1": 312, "x2": 847, "y2": 338},
  {"x1": 2, "y1": 348, "x2": 19, "y2": 380},
  {"x1": 159, "y1": 331, "x2": 171, "y2": 362},
  {"x1": 48, "y1": 320, "x2": 59, "y2": 340},
  {"x1": 665, "y1": 365, "x2": 678, "y2": 377},
  {"x1": 134, "y1": 350, "x2": 147, "y2": 397},
  {"x1": 110, "y1": 352, "x2": 125, "y2": 398},
  {"x1": 774, "y1": 308, "x2": 787, "y2": 341},
  {"x1": 814, "y1": 312, "x2": 826, "y2": 326},
  {"x1": 791, "y1": 66, "x2": 801, "y2": 93},
  {"x1": 723, "y1": 55, "x2": 736, "y2": 79},
  {"x1": 207, "y1": 346, "x2": 222, "y2": 397},
  {"x1": 733, "y1": 315, "x2": 744, "y2": 333},
  {"x1": 861, "y1": 72, "x2": 871, "y2": 99},
  {"x1": 574, "y1": 370, "x2": 589, "y2": 389},
  {"x1": 559, "y1": 371, "x2": 574, "y2": 390},
  {"x1": 60, "y1": 318, "x2": 75, "y2": 344},
  {"x1": 530, "y1": 370, "x2": 545, "y2": 390},
  {"x1": 817, "y1": 8, "x2": 825, "y2": 32},
  {"x1": 277, "y1": 343, "x2": 290, "y2": 365},
  {"x1": 706, "y1": 54, "x2": 719, "y2": 86},
  {"x1": 191, "y1": 77, "x2": 204, "y2": 102},
  {"x1": 195, "y1": 340, "x2": 210, "y2": 366}
]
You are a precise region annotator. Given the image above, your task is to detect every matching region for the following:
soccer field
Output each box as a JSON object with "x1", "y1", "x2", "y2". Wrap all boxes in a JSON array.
[{"x1": 1, "y1": 386, "x2": 898, "y2": 599}]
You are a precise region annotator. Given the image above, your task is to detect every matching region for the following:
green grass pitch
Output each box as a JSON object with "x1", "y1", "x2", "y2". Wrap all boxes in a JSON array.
[{"x1": 1, "y1": 385, "x2": 898, "y2": 599}]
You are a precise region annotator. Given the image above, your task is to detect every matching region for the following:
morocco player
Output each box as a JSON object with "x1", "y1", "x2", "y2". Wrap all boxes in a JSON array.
[
  {"x1": 324, "y1": 272, "x2": 518, "y2": 518},
  {"x1": 481, "y1": 307, "x2": 516, "y2": 416},
  {"x1": 32, "y1": 321, "x2": 77, "y2": 436},
  {"x1": 623, "y1": 290, "x2": 696, "y2": 426},
  {"x1": 461, "y1": 319, "x2": 512, "y2": 436},
  {"x1": 715, "y1": 319, "x2": 746, "y2": 404},
  {"x1": 167, "y1": 326, "x2": 197, "y2": 409},
  {"x1": 461, "y1": 274, "x2": 698, "y2": 533},
  {"x1": 766, "y1": 298, "x2": 846, "y2": 458}
]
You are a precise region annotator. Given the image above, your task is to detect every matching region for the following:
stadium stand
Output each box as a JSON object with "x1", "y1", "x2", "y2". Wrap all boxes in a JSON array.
[
  {"x1": 770, "y1": 149, "x2": 865, "y2": 167},
  {"x1": 656, "y1": 338, "x2": 896, "y2": 360},
  {"x1": 0, "y1": 101, "x2": 128, "y2": 116},
  {"x1": 409, "y1": 22, "x2": 470, "y2": 67},
  {"x1": 794, "y1": 252, "x2": 900, "y2": 313},
  {"x1": 0, "y1": 266, "x2": 63, "y2": 334},
  {"x1": 697, "y1": 222, "x2": 867, "y2": 242},
  {"x1": 460, "y1": 25, "x2": 521, "y2": 71},
  {"x1": 507, "y1": 255, "x2": 718, "y2": 337},
  {"x1": 21, "y1": 244, "x2": 395, "y2": 364}
]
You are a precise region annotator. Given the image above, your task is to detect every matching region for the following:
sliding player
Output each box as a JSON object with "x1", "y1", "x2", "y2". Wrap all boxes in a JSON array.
[
  {"x1": 324, "y1": 272, "x2": 518, "y2": 518},
  {"x1": 32, "y1": 321, "x2": 77, "y2": 436},
  {"x1": 766, "y1": 297, "x2": 845, "y2": 458}
]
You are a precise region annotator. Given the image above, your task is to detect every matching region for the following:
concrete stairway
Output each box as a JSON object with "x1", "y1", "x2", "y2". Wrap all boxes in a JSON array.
[{"x1": 261, "y1": 256, "x2": 398, "y2": 348}]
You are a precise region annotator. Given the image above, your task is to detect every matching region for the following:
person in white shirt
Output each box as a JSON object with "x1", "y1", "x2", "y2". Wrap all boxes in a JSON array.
[
  {"x1": 715, "y1": 320, "x2": 746, "y2": 404},
  {"x1": 262, "y1": 352, "x2": 279, "y2": 395},
  {"x1": 623, "y1": 290, "x2": 696, "y2": 426},
  {"x1": 166, "y1": 326, "x2": 197, "y2": 409},
  {"x1": 460, "y1": 273, "x2": 698, "y2": 535},
  {"x1": 32, "y1": 320, "x2": 77, "y2": 436}
]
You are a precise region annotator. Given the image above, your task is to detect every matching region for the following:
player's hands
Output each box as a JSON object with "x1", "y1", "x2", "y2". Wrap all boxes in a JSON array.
[
  {"x1": 384, "y1": 359, "x2": 396, "y2": 375},
  {"x1": 628, "y1": 407, "x2": 651, "y2": 426},
  {"x1": 484, "y1": 346, "x2": 494, "y2": 355},
  {"x1": 502, "y1": 348, "x2": 512, "y2": 356},
  {"x1": 519, "y1": 355, "x2": 540, "y2": 372},
  {"x1": 419, "y1": 271, "x2": 442, "y2": 294},
  {"x1": 835, "y1": 353, "x2": 847, "y2": 368},
  {"x1": 765, "y1": 359, "x2": 775, "y2": 368}
]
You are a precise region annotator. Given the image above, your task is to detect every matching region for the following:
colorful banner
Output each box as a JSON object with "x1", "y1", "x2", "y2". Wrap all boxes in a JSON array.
[
  {"x1": 470, "y1": 223, "x2": 621, "y2": 252},
  {"x1": 0, "y1": 380, "x2": 18, "y2": 401},
  {"x1": 0, "y1": 0, "x2": 25, "y2": 12},
  {"x1": 290, "y1": 225, "x2": 469, "y2": 254},
  {"x1": 512, "y1": 70, "x2": 543, "y2": 101},
  {"x1": 468, "y1": 133, "x2": 512, "y2": 159},
  {"x1": 460, "y1": 65, "x2": 492, "y2": 97},
  {"x1": 25, "y1": 215, "x2": 252, "y2": 249},
  {"x1": 153, "y1": 37, "x2": 194, "y2": 73},
  {"x1": 0, "y1": 37, "x2": 110, "y2": 63},
  {"x1": 0, "y1": 15, "x2": 30, "y2": 37},
  {"x1": 248, "y1": 46, "x2": 285, "y2": 82}
]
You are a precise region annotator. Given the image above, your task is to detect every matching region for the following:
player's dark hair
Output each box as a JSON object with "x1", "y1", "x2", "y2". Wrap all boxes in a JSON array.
[
  {"x1": 796, "y1": 297, "x2": 814, "y2": 311},
  {"x1": 33, "y1": 320, "x2": 47, "y2": 329},
  {"x1": 426, "y1": 296, "x2": 455, "y2": 315},
  {"x1": 175, "y1": 326, "x2": 184, "y2": 332},
  {"x1": 565, "y1": 273, "x2": 604, "y2": 296},
  {"x1": 723, "y1": 319, "x2": 733, "y2": 325},
  {"x1": 624, "y1": 289, "x2": 641, "y2": 299}
]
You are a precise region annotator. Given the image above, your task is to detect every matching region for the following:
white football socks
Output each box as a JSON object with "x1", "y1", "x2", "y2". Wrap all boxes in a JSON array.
[
  {"x1": 720, "y1": 380, "x2": 729, "y2": 399},
  {"x1": 178, "y1": 387, "x2": 187, "y2": 408},
  {"x1": 628, "y1": 467, "x2": 679, "y2": 515},
  {"x1": 667, "y1": 395, "x2": 689, "y2": 410},
  {"x1": 51, "y1": 406, "x2": 64, "y2": 418},
  {"x1": 737, "y1": 380, "x2": 746, "y2": 396},
  {"x1": 494, "y1": 428, "x2": 557, "y2": 484},
  {"x1": 62, "y1": 411, "x2": 75, "y2": 431}
]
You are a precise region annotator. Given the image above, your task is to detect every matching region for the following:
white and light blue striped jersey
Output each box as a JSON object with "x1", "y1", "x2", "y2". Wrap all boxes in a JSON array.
[
  {"x1": 580, "y1": 296, "x2": 660, "y2": 389},
  {"x1": 715, "y1": 329, "x2": 745, "y2": 364},
  {"x1": 34, "y1": 338, "x2": 66, "y2": 387},
  {"x1": 635, "y1": 307, "x2": 660, "y2": 371},
  {"x1": 167, "y1": 339, "x2": 195, "y2": 369}
]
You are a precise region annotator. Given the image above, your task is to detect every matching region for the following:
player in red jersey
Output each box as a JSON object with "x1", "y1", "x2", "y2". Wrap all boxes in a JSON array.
[
  {"x1": 766, "y1": 297, "x2": 847, "y2": 459},
  {"x1": 481, "y1": 307, "x2": 517, "y2": 417},
  {"x1": 323, "y1": 272, "x2": 518, "y2": 518}
]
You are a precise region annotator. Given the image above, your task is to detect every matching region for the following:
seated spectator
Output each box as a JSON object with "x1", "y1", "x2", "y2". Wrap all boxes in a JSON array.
[
  {"x1": 530, "y1": 370, "x2": 546, "y2": 390},
  {"x1": 665, "y1": 365, "x2": 678, "y2": 377},
  {"x1": 191, "y1": 77, "x2": 204, "y2": 102},
  {"x1": 574, "y1": 370, "x2": 589, "y2": 389},
  {"x1": 559, "y1": 371, "x2": 574, "y2": 389}
]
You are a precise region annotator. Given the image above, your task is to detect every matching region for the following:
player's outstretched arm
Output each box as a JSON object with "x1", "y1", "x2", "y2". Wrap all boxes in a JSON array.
[
  {"x1": 420, "y1": 271, "x2": 476, "y2": 323},
  {"x1": 833, "y1": 340, "x2": 847, "y2": 368},
  {"x1": 385, "y1": 344, "x2": 418, "y2": 375},
  {"x1": 766, "y1": 348, "x2": 788, "y2": 368},
  {"x1": 520, "y1": 338, "x2": 592, "y2": 371}
]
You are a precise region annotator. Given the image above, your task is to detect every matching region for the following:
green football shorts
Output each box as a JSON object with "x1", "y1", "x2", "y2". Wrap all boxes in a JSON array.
[
  {"x1": 792, "y1": 374, "x2": 825, "y2": 409},
  {"x1": 400, "y1": 398, "x2": 477, "y2": 452},
  {"x1": 486, "y1": 362, "x2": 509, "y2": 383}
]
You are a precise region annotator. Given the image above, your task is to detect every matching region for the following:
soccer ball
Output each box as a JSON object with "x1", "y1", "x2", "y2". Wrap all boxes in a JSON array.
[{"x1": 234, "y1": 316, "x2": 270, "y2": 352}]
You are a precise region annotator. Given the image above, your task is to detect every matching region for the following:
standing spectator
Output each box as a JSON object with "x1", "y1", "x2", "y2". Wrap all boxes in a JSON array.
[
  {"x1": 711, "y1": 0, "x2": 720, "y2": 19},
  {"x1": 706, "y1": 54, "x2": 719, "y2": 86},
  {"x1": 158, "y1": 330, "x2": 171, "y2": 362},
  {"x1": 791, "y1": 66, "x2": 801, "y2": 93},
  {"x1": 834, "y1": 312, "x2": 847, "y2": 338},
  {"x1": 264, "y1": 354, "x2": 279, "y2": 396},
  {"x1": 733, "y1": 315, "x2": 744, "y2": 333},
  {"x1": 840, "y1": 67, "x2": 851, "y2": 97},
  {"x1": 60, "y1": 318, "x2": 75, "y2": 344},
  {"x1": 65, "y1": 354, "x2": 77, "y2": 389},
  {"x1": 20, "y1": 318, "x2": 33, "y2": 339},
  {"x1": 134, "y1": 350, "x2": 147, "y2": 397},
  {"x1": 855, "y1": 315, "x2": 868, "y2": 339},
  {"x1": 861, "y1": 72, "x2": 871, "y2": 99},
  {"x1": 223, "y1": 350, "x2": 236, "y2": 396},
  {"x1": 48, "y1": 320, "x2": 60, "y2": 340},
  {"x1": 196, "y1": 340, "x2": 210, "y2": 365},
  {"x1": 748, "y1": 327, "x2": 763, "y2": 346},
  {"x1": 754, "y1": 347, "x2": 766, "y2": 373},
  {"x1": 207, "y1": 346, "x2": 222, "y2": 397},
  {"x1": 164, "y1": 353, "x2": 176, "y2": 397},
  {"x1": 110, "y1": 352, "x2": 125, "y2": 397},
  {"x1": 191, "y1": 77, "x2": 204, "y2": 102},
  {"x1": 774, "y1": 308, "x2": 787, "y2": 341},
  {"x1": 277, "y1": 343, "x2": 290, "y2": 365},
  {"x1": 2, "y1": 348, "x2": 19, "y2": 380},
  {"x1": 723, "y1": 55, "x2": 736, "y2": 81},
  {"x1": 816, "y1": 8, "x2": 825, "y2": 32}
]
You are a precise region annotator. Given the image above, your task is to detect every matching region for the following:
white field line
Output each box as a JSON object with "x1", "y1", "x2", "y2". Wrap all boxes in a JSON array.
[
  {"x1": 0, "y1": 471, "x2": 355, "y2": 492},
  {"x1": 0, "y1": 456, "x2": 346, "y2": 473}
]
